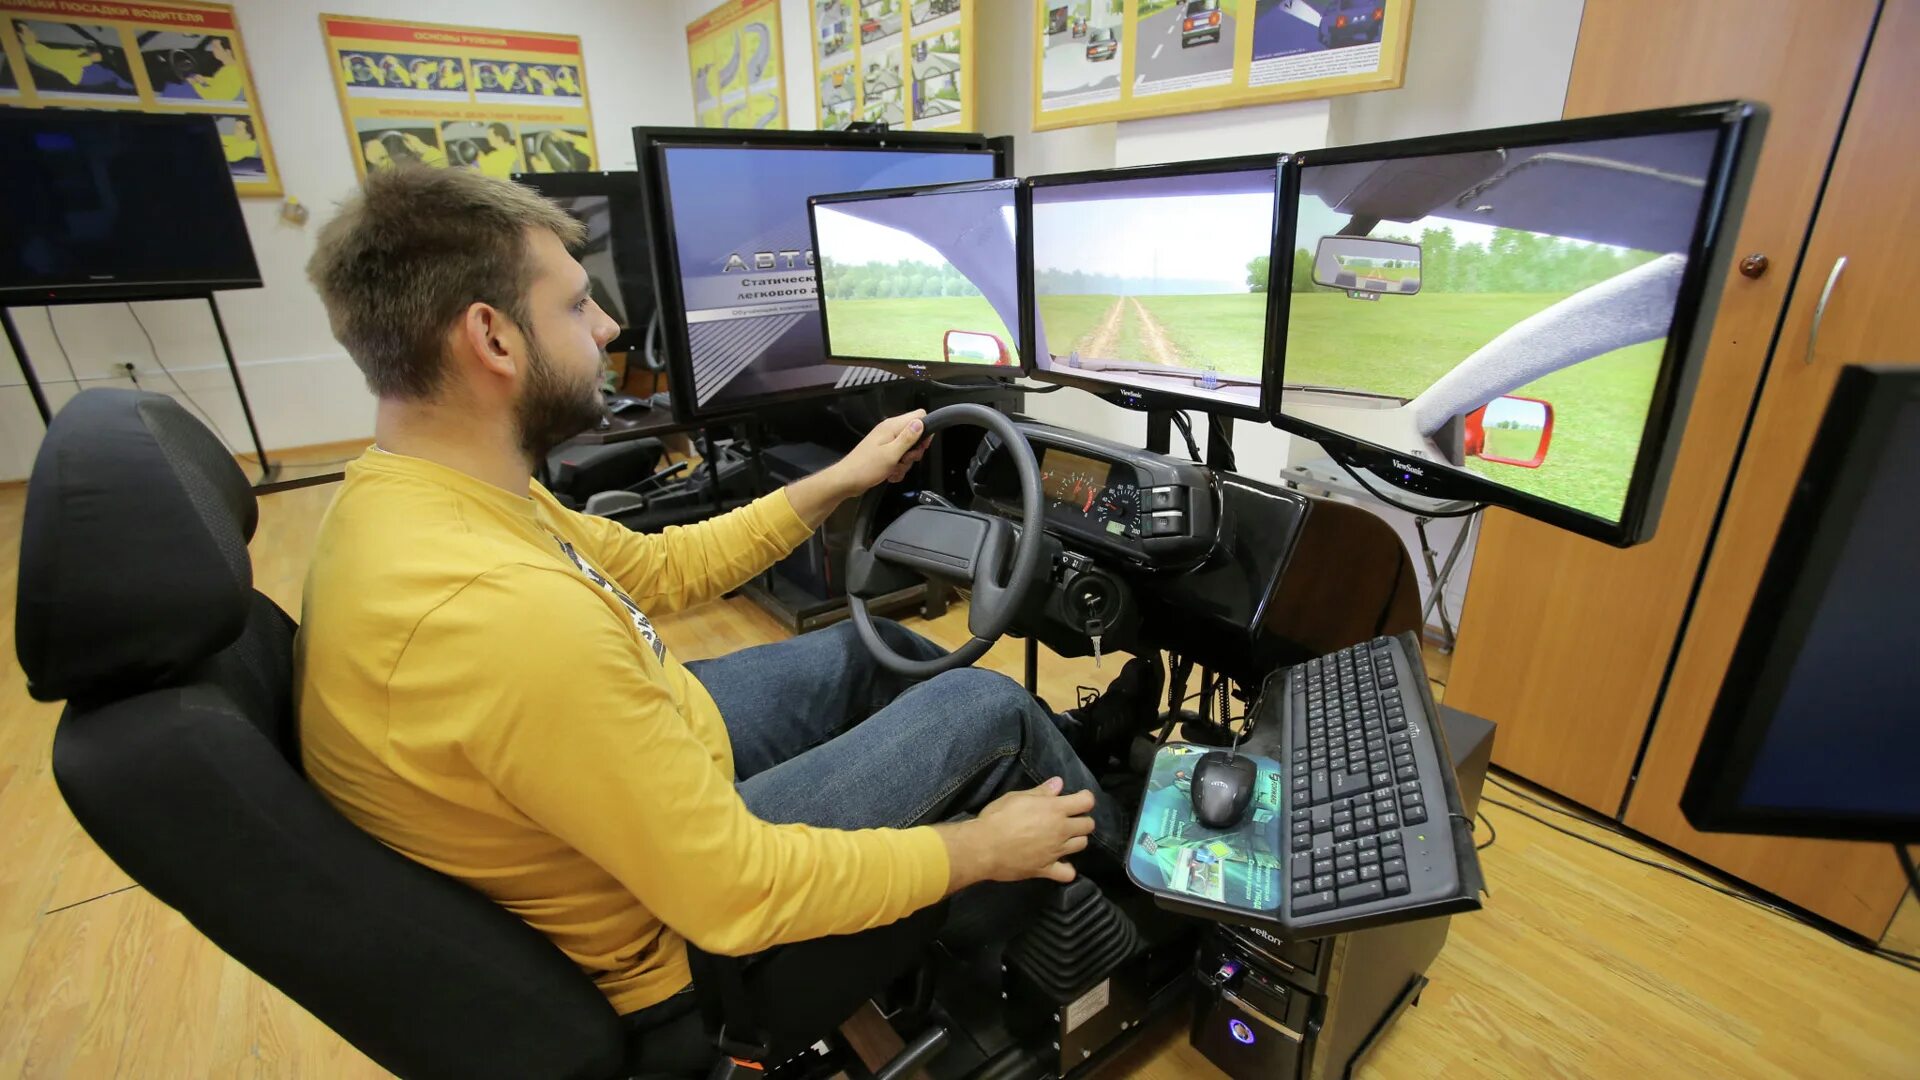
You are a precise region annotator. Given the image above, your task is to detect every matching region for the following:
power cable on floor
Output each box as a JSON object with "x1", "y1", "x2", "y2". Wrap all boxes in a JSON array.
[{"x1": 1479, "y1": 783, "x2": 1920, "y2": 974}]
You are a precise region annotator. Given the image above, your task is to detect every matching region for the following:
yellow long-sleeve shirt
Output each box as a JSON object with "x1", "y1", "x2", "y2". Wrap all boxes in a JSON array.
[
  {"x1": 220, "y1": 134, "x2": 259, "y2": 164},
  {"x1": 191, "y1": 63, "x2": 245, "y2": 101},
  {"x1": 477, "y1": 145, "x2": 521, "y2": 179},
  {"x1": 297, "y1": 450, "x2": 949, "y2": 1014},
  {"x1": 23, "y1": 38, "x2": 92, "y2": 86}
]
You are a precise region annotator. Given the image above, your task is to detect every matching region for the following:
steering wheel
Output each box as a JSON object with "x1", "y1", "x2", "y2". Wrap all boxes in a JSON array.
[{"x1": 846, "y1": 404, "x2": 1044, "y2": 678}]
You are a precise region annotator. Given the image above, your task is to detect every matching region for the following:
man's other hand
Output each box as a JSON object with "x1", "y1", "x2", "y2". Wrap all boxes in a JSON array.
[{"x1": 937, "y1": 778, "x2": 1099, "y2": 892}]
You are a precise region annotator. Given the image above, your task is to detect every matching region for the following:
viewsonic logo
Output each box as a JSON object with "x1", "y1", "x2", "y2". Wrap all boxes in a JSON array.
[
  {"x1": 1391, "y1": 458, "x2": 1426, "y2": 476},
  {"x1": 723, "y1": 249, "x2": 815, "y2": 272}
]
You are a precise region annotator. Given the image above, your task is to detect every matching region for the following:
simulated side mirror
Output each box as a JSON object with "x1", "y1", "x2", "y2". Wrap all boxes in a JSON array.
[
  {"x1": 943, "y1": 329, "x2": 1012, "y2": 366},
  {"x1": 1313, "y1": 236, "x2": 1422, "y2": 295},
  {"x1": 1465, "y1": 395, "x2": 1554, "y2": 468}
]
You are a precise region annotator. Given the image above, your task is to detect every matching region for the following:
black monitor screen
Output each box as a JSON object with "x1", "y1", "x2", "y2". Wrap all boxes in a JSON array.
[
  {"x1": 563, "y1": 195, "x2": 629, "y2": 326},
  {"x1": 1737, "y1": 398, "x2": 1920, "y2": 817},
  {"x1": 515, "y1": 171, "x2": 655, "y2": 356},
  {"x1": 1029, "y1": 166, "x2": 1279, "y2": 416},
  {"x1": 1279, "y1": 113, "x2": 1752, "y2": 543},
  {"x1": 1682, "y1": 367, "x2": 1920, "y2": 841},
  {"x1": 652, "y1": 141, "x2": 998, "y2": 416},
  {"x1": 0, "y1": 111, "x2": 260, "y2": 303},
  {"x1": 815, "y1": 180, "x2": 1023, "y2": 374}
]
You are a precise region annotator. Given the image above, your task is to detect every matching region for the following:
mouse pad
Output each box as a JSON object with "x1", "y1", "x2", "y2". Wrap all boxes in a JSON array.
[{"x1": 1126, "y1": 743, "x2": 1286, "y2": 915}]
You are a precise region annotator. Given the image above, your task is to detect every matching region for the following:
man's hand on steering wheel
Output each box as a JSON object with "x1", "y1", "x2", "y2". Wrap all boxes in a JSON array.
[
  {"x1": 844, "y1": 404, "x2": 1047, "y2": 678},
  {"x1": 842, "y1": 409, "x2": 932, "y2": 488},
  {"x1": 787, "y1": 410, "x2": 931, "y2": 527}
]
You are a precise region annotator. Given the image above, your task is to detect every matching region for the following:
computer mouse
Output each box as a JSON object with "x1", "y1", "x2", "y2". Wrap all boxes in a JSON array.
[
  {"x1": 1192, "y1": 751, "x2": 1258, "y2": 830},
  {"x1": 607, "y1": 394, "x2": 650, "y2": 415}
]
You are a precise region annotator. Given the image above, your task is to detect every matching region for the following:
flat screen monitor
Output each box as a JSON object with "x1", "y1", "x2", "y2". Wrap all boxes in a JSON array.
[
  {"x1": 1026, "y1": 156, "x2": 1286, "y2": 421},
  {"x1": 512, "y1": 171, "x2": 655, "y2": 355},
  {"x1": 0, "y1": 110, "x2": 260, "y2": 305},
  {"x1": 1681, "y1": 366, "x2": 1920, "y2": 844},
  {"x1": 810, "y1": 179, "x2": 1027, "y2": 378},
  {"x1": 636, "y1": 127, "x2": 1008, "y2": 421},
  {"x1": 1276, "y1": 102, "x2": 1765, "y2": 546}
]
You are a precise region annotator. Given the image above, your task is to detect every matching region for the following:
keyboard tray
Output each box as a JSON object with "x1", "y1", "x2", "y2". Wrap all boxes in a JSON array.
[{"x1": 1125, "y1": 633, "x2": 1486, "y2": 939}]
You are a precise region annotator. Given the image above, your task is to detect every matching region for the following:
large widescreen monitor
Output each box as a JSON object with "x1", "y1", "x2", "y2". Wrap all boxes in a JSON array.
[
  {"x1": 0, "y1": 110, "x2": 261, "y2": 305},
  {"x1": 637, "y1": 127, "x2": 1008, "y2": 421},
  {"x1": 810, "y1": 178, "x2": 1027, "y2": 379},
  {"x1": 1682, "y1": 366, "x2": 1920, "y2": 844},
  {"x1": 1026, "y1": 156, "x2": 1286, "y2": 421},
  {"x1": 512, "y1": 170, "x2": 655, "y2": 355},
  {"x1": 1276, "y1": 102, "x2": 1765, "y2": 546}
]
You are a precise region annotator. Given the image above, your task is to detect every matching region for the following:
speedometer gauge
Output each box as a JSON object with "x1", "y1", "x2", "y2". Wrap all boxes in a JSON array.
[{"x1": 1096, "y1": 483, "x2": 1140, "y2": 538}]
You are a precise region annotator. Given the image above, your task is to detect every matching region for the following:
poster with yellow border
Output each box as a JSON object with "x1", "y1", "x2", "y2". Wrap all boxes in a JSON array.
[
  {"x1": 0, "y1": 0, "x2": 279, "y2": 196},
  {"x1": 1032, "y1": 0, "x2": 1411, "y2": 132},
  {"x1": 687, "y1": 0, "x2": 785, "y2": 129},
  {"x1": 319, "y1": 14, "x2": 595, "y2": 183},
  {"x1": 809, "y1": 0, "x2": 974, "y2": 132}
]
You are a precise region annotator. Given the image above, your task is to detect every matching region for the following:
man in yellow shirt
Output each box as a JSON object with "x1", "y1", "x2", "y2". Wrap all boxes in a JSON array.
[
  {"x1": 301, "y1": 168, "x2": 1130, "y2": 1071},
  {"x1": 16, "y1": 22, "x2": 110, "y2": 89},
  {"x1": 189, "y1": 38, "x2": 246, "y2": 101},
  {"x1": 219, "y1": 117, "x2": 259, "y2": 165},
  {"x1": 475, "y1": 121, "x2": 522, "y2": 179}
]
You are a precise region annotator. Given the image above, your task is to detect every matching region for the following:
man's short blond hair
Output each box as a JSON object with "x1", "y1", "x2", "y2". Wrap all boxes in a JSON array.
[{"x1": 307, "y1": 166, "x2": 585, "y2": 400}]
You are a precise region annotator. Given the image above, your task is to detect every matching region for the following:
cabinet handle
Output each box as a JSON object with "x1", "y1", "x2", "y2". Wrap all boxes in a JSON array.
[{"x1": 1806, "y1": 256, "x2": 1846, "y2": 366}]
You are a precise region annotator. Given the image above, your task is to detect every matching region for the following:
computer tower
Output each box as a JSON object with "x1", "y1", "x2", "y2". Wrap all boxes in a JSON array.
[
  {"x1": 1189, "y1": 709, "x2": 1493, "y2": 1079},
  {"x1": 762, "y1": 442, "x2": 856, "y2": 602}
]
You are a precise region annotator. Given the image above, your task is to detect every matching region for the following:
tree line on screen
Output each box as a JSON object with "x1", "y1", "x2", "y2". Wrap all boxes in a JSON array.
[
  {"x1": 1245, "y1": 226, "x2": 1663, "y2": 294},
  {"x1": 822, "y1": 258, "x2": 982, "y2": 299},
  {"x1": 1033, "y1": 267, "x2": 1250, "y2": 296}
]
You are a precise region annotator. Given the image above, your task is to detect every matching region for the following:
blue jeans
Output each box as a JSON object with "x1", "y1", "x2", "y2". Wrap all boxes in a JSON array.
[{"x1": 685, "y1": 619, "x2": 1127, "y2": 858}]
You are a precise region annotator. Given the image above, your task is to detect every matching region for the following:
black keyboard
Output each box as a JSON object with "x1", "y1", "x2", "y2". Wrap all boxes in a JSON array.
[{"x1": 1279, "y1": 635, "x2": 1461, "y2": 927}]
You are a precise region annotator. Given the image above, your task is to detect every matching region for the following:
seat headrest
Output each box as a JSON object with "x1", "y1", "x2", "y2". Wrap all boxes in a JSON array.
[{"x1": 17, "y1": 389, "x2": 259, "y2": 704}]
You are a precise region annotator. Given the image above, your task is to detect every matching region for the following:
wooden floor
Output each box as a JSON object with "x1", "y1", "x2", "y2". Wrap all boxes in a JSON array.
[{"x1": 1, "y1": 444, "x2": 1917, "y2": 1077}]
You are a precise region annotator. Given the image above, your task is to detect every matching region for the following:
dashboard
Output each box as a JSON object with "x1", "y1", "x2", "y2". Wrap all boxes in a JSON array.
[{"x1": 967, "y1": 421, "x2": 1218, "y2": 567}]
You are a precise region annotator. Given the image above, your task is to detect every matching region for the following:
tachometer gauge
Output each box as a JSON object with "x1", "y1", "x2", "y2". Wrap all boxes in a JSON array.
[{"x1": 1096, "y1": 483, "x2": 1140, "y2": 538}]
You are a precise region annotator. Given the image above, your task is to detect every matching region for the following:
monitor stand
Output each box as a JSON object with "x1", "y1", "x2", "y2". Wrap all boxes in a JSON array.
[
  {"x1": 1145, "y1": 409, "x2": 1236, "y2": 471},
  {"x1": 2, "y1": 296, "x2": 279, "y2": 486}
]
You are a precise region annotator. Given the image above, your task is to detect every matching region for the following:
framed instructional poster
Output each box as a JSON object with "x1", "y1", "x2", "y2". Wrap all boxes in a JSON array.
[
  {"x1": 809, "y1": 0, "x2": 973, "y2": 131},
  {"x1": 1033, "y1": 0, "x2": 1412, "y2": 132},
  {"x1": 319, "y1": 14, "x2": 595, "y2": 182},
  {"x1": 0, "y1": 0, "x2": 280, "y2": 195},
  {"x1": 688, "y1": 0, "x2": 786, "y2": 129}
]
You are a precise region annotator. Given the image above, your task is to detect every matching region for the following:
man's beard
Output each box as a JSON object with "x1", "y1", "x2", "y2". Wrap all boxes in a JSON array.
[{"x1": 515, "y1": 335, "x2": 609, "y2": 462}]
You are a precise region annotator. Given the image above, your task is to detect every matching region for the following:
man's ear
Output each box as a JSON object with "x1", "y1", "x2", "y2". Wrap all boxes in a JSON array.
[{"x1": 460, "y1": 301, "x2": 521, "y2": 381}]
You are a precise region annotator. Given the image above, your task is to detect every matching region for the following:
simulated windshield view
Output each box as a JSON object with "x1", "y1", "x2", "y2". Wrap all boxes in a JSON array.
[
  {"x1": 658, "y1": 144, "x2": 995, "y2": 411},
  {"x1": 816, "y1": 183, "x2": 1021, "y2": 368},
  {"x1": 1281, "y1": 128, "x2": 1722, "y2": 523},
  {"x1": 1031, "y1": 168, "x2": 1277, "y2": 410}
]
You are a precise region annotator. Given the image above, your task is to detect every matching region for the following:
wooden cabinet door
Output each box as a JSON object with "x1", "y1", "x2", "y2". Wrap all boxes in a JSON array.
[
  {"x1": 1622, "y1": 0, "x2": 1920, "y2": 938},
  {"x1": 1443, "y1": 0, "x2": 1882, "y2": 812}
]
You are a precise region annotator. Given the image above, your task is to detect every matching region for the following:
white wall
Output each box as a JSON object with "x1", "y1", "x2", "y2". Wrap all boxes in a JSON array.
[{"x1": 0, "y1": 0, "x2": 693, "y2": 480}]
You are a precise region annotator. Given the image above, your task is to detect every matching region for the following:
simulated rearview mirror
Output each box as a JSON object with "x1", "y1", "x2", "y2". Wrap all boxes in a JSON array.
[
  {"x1": 943, "y1": 329, "x2": 1012, "y2": 366},
  {"x1": 1466, "y1": 395, "x2": 1554, "y2": 468},
  {"x1": 1313, "y1": 236, "x2": 1422, "y2": 295}
]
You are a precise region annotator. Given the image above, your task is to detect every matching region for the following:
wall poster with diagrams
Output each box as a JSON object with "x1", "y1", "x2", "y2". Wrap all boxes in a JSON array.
[
  {"x1": 320, "y1": 13, "x2": 595, "y2": 182},
  {"x1": 1033, "y1": 0, "x2": 1412, "y2": 131},
  {"x1": 688, "y1": 0, "x2": 786, "y2": 129},
  {"x1": 809, "y1": 0, "x2": 973, "y2": 132},
  {"x1": 0, "y1": 0, "x2": 280, "y2": 194}
]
